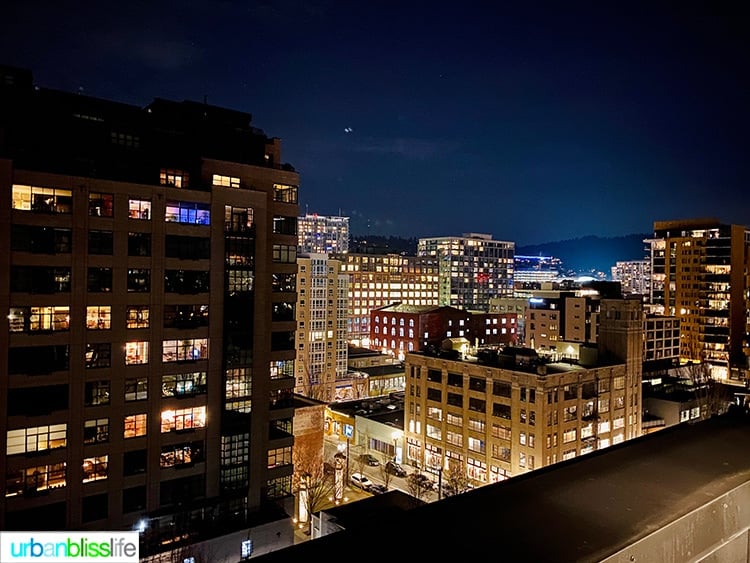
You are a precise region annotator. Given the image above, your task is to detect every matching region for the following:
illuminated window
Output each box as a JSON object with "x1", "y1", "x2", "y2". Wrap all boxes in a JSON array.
[
  {"x1": 160, "y1": 406, "x2": 206, "y2": 433},
  {"x1": 86, "y1": 306, "x2": 111, "y2": 330},
  {"x1": 128, "y1": 198, "x2": 151, "y2": 220},
  {"x1": 6, "y1": 424, "x2": 67, "y2": 455},
  {"x1": 160, "y1": 168, "x2": 189, "y2": 188},
  {"x1": 5, "y1": 462, "x2": 66, "y2": 497},
  {"x1": 162, "y1": 339, "x2": 208, "y2": 362},
  {"x1": 12, "y1": 184, "x2": 72, "y2": 213},
  {"x1": 82, "y1": 455, "x2": 108, "y2": 482},
  {"x1": 161, "y1": 372, "x2": 207, "y2": 397},
  {"x1": 125, "y1": 341, "x2": 149, "y2": 365},
  {"x1": 88, "y1": 192, "x2": 114, "y2": 217},
  {"x1": 124, "y1": 414, "x2": 147, "y2": 438},
  {"x1": 165, "y1": 200, "x2": 210, "y2": 224},
  {"x1": 273, "y1": 183, "x2": 298, "y2": 203},
  {"x1": 212, "y1": 174, "x2": 240, "y2": 188},
  {"x1": 126, "y1": 306, "x2": 150, "y2": 328}
]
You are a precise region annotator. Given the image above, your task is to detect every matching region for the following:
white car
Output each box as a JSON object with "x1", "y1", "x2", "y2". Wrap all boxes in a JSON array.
[{"x1": 350, "y1": 472, "x2": 373, "y2": 491}]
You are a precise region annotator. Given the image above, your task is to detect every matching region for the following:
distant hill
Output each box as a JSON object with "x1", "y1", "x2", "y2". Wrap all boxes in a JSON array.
[
  {"x1": 350, "y1": 233, "x2": 650, "y2": 276},
  {"x1": 516, "y1": 234, "x2": 650, "y2": 275}
]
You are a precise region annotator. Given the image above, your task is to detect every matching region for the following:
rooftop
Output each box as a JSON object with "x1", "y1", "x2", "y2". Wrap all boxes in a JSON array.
[{"x1": 254, "y1": 410, "x2": 750, "y2": 562}]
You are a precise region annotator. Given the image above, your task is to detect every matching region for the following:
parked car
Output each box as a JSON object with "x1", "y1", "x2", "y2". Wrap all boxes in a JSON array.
[
  {"x1": 358, "y1": 453, "x2": 380, "y2": 466},
  {"x1": 385, "y1": 460, "x2": 407, "y2": 477},
  {"x1": 369, "y1": 483, "x2": 388, "y2": 495},
  {"x1": 350, "y1": 472, "x2": 373, "y2": 491},
  {"x1": 409, "y1": 473, "x2": 436, "y2": 491}
]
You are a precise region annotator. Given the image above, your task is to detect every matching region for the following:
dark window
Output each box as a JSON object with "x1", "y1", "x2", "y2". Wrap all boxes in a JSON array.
[
  {"x1": 88, "y1": 230, "x2": 113, "y2": 255},
  {"x1": 12, "y1": 226, "x2": 72, "y2": 253},
  {"x1": 469, "y1": 377, "x2": 486, "y2": 392},
  {"x1": 165, "y1": 235, "x2": 210, "y2": 259},
  {"x1": 7, "y1": 385, "x2": 68, "y2": 416},
  {"x1": 271, "y1": 273, "x2": 295, "y2": 292},
  {"x1": 272, "y1": 215, "x2": 297, "y2": 235},
  {"x1": 84, "y1": 380, "x2": 110, "y2": 406},
  {"x1": 160, "y1": 475, "x2": 204, "y2": 507},
  {"x1": 447, "y1": 372, "x2": 463, "y2": 387},
  {"x1": 87, "y1": 268, "x2": 112, "y2": 292},
  {"x1": 427, "y1": 369, "x2": 442, "y2": 383},
  {"x1": 128, "y1": 232, "x2": 151, "y2": 257},
  {"x1": 11, "y1": 266, "x2": 71, "y2": 293},
  {"x1": 493, "y1": 381, "x2": 512, "y2": 398},
  {"x1": 127, "y1": 269, "x2": 150, "y2": 292},
  {"x1": 225, "y1": 294, "x2": 253, "y2": 331},
  {"x1": 271, "y1": 302, "x2": 295, "y2": 322},
  {"x1": 123, "y1": 449, "x2": 147, "y2": 476},
  {"x1": 493, "y1": 403, "x2": 511, "y2": 419},
  {"x1": 4, "y1": 502, "x2": 66, "y2": 532},
  {"x1": 86, "y1": 343, "x2": 111, "y2": 369},
  {"x1": 270, "y1": 331, "x2": 295, "y2": 351},
  {"x1": 165, "y1": 270, "x2": 209, "y2": 293},
  {"x1": 8, "y1": 345, "x2": 69, "y2": 374},
  {"x1": 122, "y1": 486, "x2": 146, "y2": 513},
  {"x1": 447, "y1": 392, "x2": 463, "y2": 407},
  {"x1": 469, "y1": 397, "x2": 486, "y2": 412},
  {"x1": 163, "y1": 304, "x2": 209, "y2": 328},
  {"x1": 427, "y1": 388, "x2": 442, "y2": 402},
  {"x1": 82, "y1": 494, "x2": 108, "y2": 523}
]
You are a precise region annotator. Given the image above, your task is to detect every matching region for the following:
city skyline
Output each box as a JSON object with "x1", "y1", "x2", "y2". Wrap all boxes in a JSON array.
[{"x1": 2, "y1": 1, "x2": 748, "y2": 245}]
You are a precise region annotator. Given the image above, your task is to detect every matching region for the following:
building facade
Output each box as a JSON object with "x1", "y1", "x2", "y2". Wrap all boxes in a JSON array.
[
  {"x1": 403, "y1": 299, "x2": 642, "y2": 487},
  {"x1": 371, "y1": 304, "x2": 518, "y2": 360},
  {"x1": 339, "y1": 253, "x2": 439, "y2": 346},
  {"x1": 417, "y1": 233, "x2": 515, "y2": 312},
  {"x1": 611, "y1": 259, "x2": 651, "y2": 298},
  {"x1": 297, "y1": 213, "x2": 349, "y2": 255},
  {"x1": 0, "y1": 66, "x2": 299, "y2": 552},
  {"x1": 295, "y1": 254, "x2": 349, "y2": 402},
  {"x1": 647, "y1": 218, "x2": 750, "y2": 382}
]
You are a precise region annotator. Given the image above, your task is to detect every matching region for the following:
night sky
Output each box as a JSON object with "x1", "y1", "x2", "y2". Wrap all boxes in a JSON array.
[{"x1": 2, "y1": 1, "x2": 748, "y2": 245}]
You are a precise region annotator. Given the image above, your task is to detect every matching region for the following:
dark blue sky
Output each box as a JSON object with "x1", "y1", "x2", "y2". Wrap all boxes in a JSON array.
[{"x1": 2, "y1": 1, "x2": 748, "y2": 245}]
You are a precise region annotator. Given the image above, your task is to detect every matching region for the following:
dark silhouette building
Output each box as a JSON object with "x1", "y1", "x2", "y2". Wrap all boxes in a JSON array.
[{"x1": 0, "y1": 64, "x2": 299, "y2": 556}]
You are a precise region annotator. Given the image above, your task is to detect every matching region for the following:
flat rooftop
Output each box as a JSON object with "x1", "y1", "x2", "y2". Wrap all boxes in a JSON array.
[{"x1": 254, "y1": 410, "x2": 750, "y2": 562}]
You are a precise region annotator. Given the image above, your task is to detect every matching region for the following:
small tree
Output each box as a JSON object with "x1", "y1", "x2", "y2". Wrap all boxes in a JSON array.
[
  {"x1": 442, "y1": 460, "x2": 470, "y2": 497},
  {"x1": 681, "y1": 361, "x2": 733, "y2": 420},
  {"x1": 405, "y1": 471, "x2": 433, "y2": 502},
  {"x1": 377, "y1": 454, "x2": 394, "y2": 490},
  {"x1": 293, "y1": 439, "x2": 335, "y2": 534}
]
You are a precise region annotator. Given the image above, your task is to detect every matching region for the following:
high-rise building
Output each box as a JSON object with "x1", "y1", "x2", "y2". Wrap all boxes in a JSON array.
[
  {"x1": 339, "y1": 253, "x2": 439, "y2": 346},
  {"x1": 417, "y1": 233, "x2": 515, "y2": 312},
  {"x1": 295, "y1": 254, "x2": 349, "y2": 402},
  {"x1": 611, "y1": 259, "x2": 651, "y2": 298},
  {"x1": 0, "y1": 65, "x2": 299, "y2": 552},
  {"x1": 297, "y1": 213, "x2": 349, "y2": 254},
  {"x1": 404, "y1": 298, "x2": 643, "y2": 486},
  {"x1": 646, "y1": 218, "x2": 750, "y2": 383}
]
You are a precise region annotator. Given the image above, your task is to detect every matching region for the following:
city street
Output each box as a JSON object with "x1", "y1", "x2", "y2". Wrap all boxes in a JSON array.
[{"x1": 322, "y1": 436, "x2": 438, "y2": 502}]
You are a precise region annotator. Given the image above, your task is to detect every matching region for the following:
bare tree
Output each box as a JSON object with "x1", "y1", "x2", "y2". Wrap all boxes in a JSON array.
[
  {"x1": 680, "y1": 361, "x2": 733, "y2": 420},
  {"x1": 297, "y1": 358, "x2": 334, "y2": 402},
  {"x1": 442, "y1": 460, "x2": 470, "y2": 497},
  {"x1": 405, "y1": 471, "x2": 434, "y2": 503},
  {"x1": 293, "y1": 439, "x2": 335, "y2": 534},
  {"x1": 377, "y1": 453, "x2": 394, "y2": 490}
]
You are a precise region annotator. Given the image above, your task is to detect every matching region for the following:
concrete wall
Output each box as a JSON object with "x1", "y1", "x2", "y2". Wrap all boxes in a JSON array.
[{"x1": 600, "y1": 480, "x2": 750, "y2": 563}]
